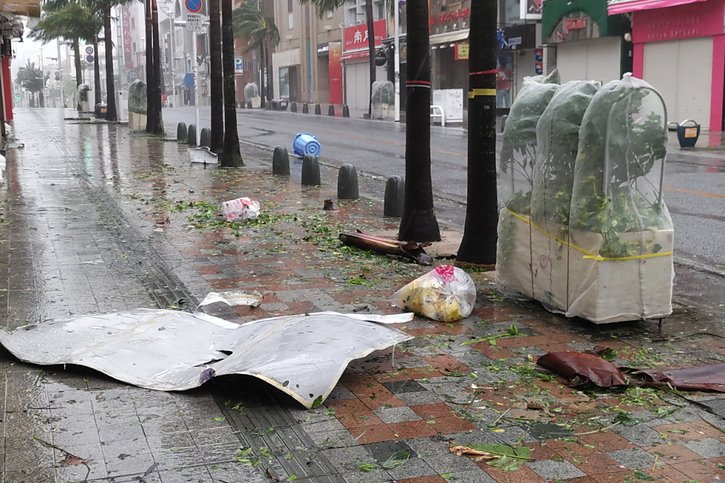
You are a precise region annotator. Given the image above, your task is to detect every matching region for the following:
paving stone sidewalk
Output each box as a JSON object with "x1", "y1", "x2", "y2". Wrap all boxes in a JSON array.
[{"x1": 0, "y1": 109, "x2": 723, "y2": 482}]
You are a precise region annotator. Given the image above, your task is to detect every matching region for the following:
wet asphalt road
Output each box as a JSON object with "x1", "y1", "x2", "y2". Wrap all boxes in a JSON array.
[{"x1": 163, "y1": 106, "x2": 725, "y2": 274}]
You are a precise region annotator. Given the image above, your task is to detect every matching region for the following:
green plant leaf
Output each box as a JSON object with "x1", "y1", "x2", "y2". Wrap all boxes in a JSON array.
[
  {"x1": 357, "y1": 462, "x2": 378, "y2": 472},
  {"x1": 380, "y1": 450, "x2": 410, "y2": 470}
]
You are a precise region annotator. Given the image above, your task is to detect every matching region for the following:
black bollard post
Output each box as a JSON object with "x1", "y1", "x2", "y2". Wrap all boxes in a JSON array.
[
  {"x1": 384, "y1": 176, "x2": 405, "y2": 217},
  {"x1": 187, "y1": 124, "x2": 197, "y2": 146},
  {"x1": 342, "y1": 105, "x2": 350, "y2": 118},
  {"x1": 301, "y1": 156, "x2": 321, "y2": 186},
  {"x1": 272, "y1": 147, "x2": 290, "y2": 176},
  {"x1": 177, "y1": 122, "x2": 187, "y2": 143},
  {"x1": 291, "y1": 102, "x2": 297, "y2": 113},
  {"x1": 246, "y1": 101, "x2": 252, "y2": 109},
  {"x1": 200, "y1": 128, "x2": 211, "y2": 148},
  {"x1": 337, "y1": 164, "x2": 359, "y2": 200},
  {"x1": 302, "y1": 103, "x2": 309, "y2": 114},
  {"x1": 328, "y1": 104, "x2": 335, "y2": 116},
  {"x1": 314, "y1": 104, "x2": 322, "y2": 115}
]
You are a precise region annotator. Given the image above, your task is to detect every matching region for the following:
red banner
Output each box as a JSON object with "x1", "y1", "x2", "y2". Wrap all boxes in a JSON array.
[
  {"x1": 122, "y1": 6, "x2": 133, "y2": 69},
  {"x1": 328, "y1": 42, "x2": 342, "y2": 105}
]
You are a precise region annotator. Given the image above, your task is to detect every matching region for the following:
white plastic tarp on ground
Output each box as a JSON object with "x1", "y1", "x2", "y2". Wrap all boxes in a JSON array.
[{"x1": 0, "y1": 310, "x2": 413, "y2": 408}]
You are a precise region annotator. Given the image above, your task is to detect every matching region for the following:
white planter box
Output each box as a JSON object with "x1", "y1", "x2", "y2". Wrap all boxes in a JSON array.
[
  {"x1": 496, "y1": 209, "x2": 674, "y2": 324},
  {"x1": 495, "y1": 209, "x2": 534, "y2": 299}
]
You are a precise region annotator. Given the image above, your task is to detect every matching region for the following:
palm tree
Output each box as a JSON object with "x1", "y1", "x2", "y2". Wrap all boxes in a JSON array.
[
  {"x1": 232, "y1": 1, "x2": 279, "y2": 109},
  {"x1": 29, "y1": 0, "x2": 100, "y2": 107},
  {"x1": 93, "y1": 34, "x2": 102, "y2": 108},
  {"x1": 100, "y1": 0, "x2": 121, "y2": 121},
  {"x1": 221, "y1": 0, "x2": 243, "y2": 166},
  {"x1": 145, "y1": 0, "x2": 163, "y2": 133},
  {"x1": 16, "y1": 61, "x2": 47, "y2": 107},
  {"x1": 457, "y1": 0, "x2": 498, "y2": 264},
  {"x1": 398, "y1": 0, "x2": 440, "y2": 242},
  {"x1": 209, "y1": 0, "x2": 223, "y2": 153}
]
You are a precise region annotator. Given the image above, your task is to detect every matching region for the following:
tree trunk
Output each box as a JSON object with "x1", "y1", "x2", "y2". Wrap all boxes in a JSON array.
[
  {"x1": 145, "y1": 0, "x2": 163, "y2": 133},
  {"x1": 104, "y1": 4, "x2": 118, "y2": 121},
  {"x1": 365, "y1": 0, "x2": 375, "y2": 119},
  {"x1": 145, "y1": 0, "x2": 156, "y2": 131},
  {"x1": 73, "y1": 38, "x2": 82, "y2": 111},
  {"x1": 398, "y1": 1, "x2": 440, "y2": 243},
  {"x1": 39, "y1": 89, "x2": 45, "y2": 108},
  {"x1": 93, "y1": 36, "x2": 101, "y2": 107},
  {"x1": 259, "y1": 41, "x2": 266, "y2": 108},
  {"x1": 221, "y1": 0, "x2": 242, "y2": 166},
  {"x1": 209, "y1": 0, "x2": 224, "y2": 153},
  {"x1": 456, "y1": 0, "x2": 498, "y2": 264}
]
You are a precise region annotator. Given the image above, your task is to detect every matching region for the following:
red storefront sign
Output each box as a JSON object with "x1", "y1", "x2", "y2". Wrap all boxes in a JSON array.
[
  {"x1": 342, "y1": 18, "x2": 387, "y2": 60},
  {"x1": 429, "y1": 7, "x2": 470, "y2": 25},
  {"x1": 564, "y1": 18, "x2": 587, "y2": 30}
]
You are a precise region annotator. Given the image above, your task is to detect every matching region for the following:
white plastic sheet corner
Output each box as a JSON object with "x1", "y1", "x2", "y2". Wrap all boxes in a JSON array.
[{"x1": 0, "y1": 310, "x2": 412, "y2": 409}]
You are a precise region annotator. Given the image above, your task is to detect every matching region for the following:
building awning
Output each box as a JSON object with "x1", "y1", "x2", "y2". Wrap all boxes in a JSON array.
[
  {"x1": 607, "y1": 0, "x2": 706, "y2": 14},
  {"x1": 429, "y1": 29, "x2": 468, "y2": 46}
]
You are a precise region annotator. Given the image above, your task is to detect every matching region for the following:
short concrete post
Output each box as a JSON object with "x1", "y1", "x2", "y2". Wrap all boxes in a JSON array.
[
  {"x1": 187, "y1": 124, "x2": 197, "y2": 146},
  {"x1": 328, "y1": 104, "x2": 335, "y2": 116},
  {"x1": 177, "y1": 122, "x2": 187, "y2": 143},
  {"x1": 302, "y1": 103, "x2": 309, "y2": 114},
  {"x1": 384, "y1": 176, "x2": 405, "y2": 217},
  {"x1": 200, "y1": 128, "x2": 211, "y2": 148},
  {"x1": 342, "y1": 105, "x2": 350, "y2": 118},
  {"x1": 337, "y1": 164, "x2": 359, "y2": 200},
  {"x1": 272, "y1": 147, "x2": 290, "y2": 175},
  {"x1": 301, "y1": 156, "x2": 321, "y2": 186},
  {"x1": 314, "y1": 104, "x2": 322, "y2": 115}
]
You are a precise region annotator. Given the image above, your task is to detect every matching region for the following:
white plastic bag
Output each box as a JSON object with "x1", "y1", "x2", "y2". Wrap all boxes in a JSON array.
[
  {"x1": 221, "y1": 197, "x2": 260, "y2": 222},
  {"x1": 393, "y1": 265, "x2": 476, "y2": 323}
]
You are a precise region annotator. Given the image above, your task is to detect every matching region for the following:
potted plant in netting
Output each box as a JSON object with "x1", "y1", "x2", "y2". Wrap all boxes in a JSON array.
[
  {"x1": 566, "y1": 73, "x2": 673, "y2": 323},
  {"x1": 529, "y1": 80, "x2": 601, "y2": 312},
  {"x1": 495, "y1": 71, "x2": 559, "y2": 298}
]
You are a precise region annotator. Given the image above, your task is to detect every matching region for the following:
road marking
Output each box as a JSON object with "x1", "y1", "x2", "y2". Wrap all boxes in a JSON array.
[{"x1": 664, "y1": 185, "x2": 725, "y2": 199}]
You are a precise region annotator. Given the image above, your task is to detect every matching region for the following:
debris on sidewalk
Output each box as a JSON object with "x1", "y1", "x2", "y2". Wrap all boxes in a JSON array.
[
  {"x1": 221, "y1": 197, "x2": 260, "y2": 222},
  {"x1": 189, "y1": 146, "x2": 219, "y2": 165},
  {"x1": 393, "y1": 265, "x2": 476, "y2": 322},
  {"x1": 339, "y1": 231, "x2": 433, "y2": 265},
  {"x1": 449, "y1": 443, "x2": 532, "y2": 471},
  {"x1": 197, "y1": 290, "x2": 263, "y2": 308},
  {"x1": 536, "y1": 351, "x2": 629, "y2": 388},
  {"x1": 538, "y1": 350, "x2": 725, "y2": 392},
  {"x1": 634, "y1": 363, "x2": 725, "y2": 392},
  {"x1": 0, "y1": 309, "x2": 412, "y2": 409}
]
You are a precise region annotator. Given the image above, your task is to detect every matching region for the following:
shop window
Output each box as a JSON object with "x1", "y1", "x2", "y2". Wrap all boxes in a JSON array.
[{"x1": 279, "y1": 67, "x2": 290, "y2": 98}]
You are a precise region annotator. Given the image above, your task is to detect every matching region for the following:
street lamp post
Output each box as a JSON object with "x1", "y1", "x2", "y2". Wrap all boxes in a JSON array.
[{"x1": 158, "y1": 0, "x2": 178, "y2": 108}]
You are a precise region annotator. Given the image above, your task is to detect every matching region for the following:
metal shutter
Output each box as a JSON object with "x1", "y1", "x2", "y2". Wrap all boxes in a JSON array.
[
  {"x1": 643, "y1": 38, "x2": 712, "y2": 127},
  {"x1": 556, "y1": 37, "x2": 622, "y2": 84}
]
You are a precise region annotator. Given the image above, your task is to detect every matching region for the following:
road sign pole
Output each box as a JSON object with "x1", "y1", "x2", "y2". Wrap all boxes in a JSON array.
[{"x1": 193, "y1": 32, "x2": 199, "y2": 145}]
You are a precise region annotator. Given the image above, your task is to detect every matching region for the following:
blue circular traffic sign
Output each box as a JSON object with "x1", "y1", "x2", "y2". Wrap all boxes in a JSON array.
[{"x1": 185, "y1": 0, "x2": 202, "y2": 14}]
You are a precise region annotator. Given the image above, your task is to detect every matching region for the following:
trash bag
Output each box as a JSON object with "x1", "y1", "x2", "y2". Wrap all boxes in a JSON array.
[
  {"x1": 221, "y1": 197, "x2": 260, "y2": 222},
  {"x1": 393, "y1": 265, "x2": 476, "y2": 323}
]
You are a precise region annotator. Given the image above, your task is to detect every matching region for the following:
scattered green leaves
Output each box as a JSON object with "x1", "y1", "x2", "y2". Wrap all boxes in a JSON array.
[
  {"x1": 462, "y1": 325, "x2": 520, "y2": 346},
  {"x1": 357, "y1": 451, "x2": 410, "y2": 473},
  {"x1": 632, "y1": 470, "x2": 656, "y2": 481}
]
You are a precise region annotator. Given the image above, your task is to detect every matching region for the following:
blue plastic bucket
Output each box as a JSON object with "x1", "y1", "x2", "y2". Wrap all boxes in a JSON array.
[{"x1": 293, "y1": 133, "x2": 322, "y2": 157}]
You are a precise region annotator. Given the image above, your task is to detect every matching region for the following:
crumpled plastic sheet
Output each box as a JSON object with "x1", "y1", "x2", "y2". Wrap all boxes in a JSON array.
[{"x1": 0, "y1": 310, "x2": 413, "y2": 408}]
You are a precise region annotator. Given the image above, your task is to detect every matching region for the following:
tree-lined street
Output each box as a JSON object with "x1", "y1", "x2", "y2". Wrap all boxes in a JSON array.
[{"x1": 163, "y1": 106, "x2": 725, "y2": 273}]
